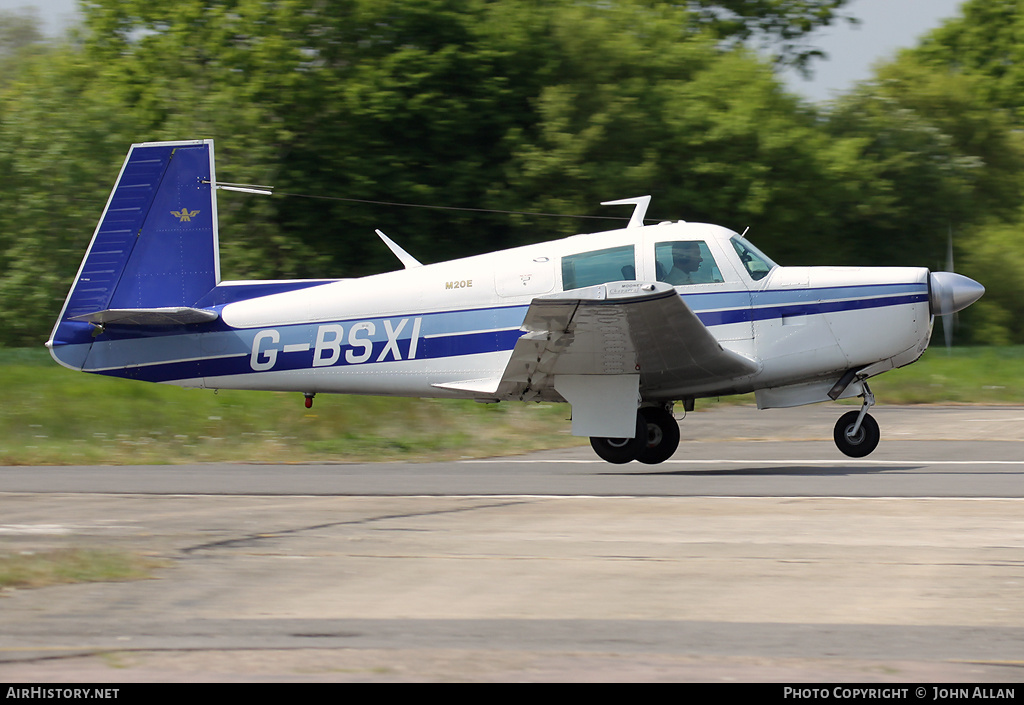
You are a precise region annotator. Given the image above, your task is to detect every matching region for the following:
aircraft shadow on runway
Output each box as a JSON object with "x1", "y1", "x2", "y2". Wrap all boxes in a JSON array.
[{"x1": 599, "y1": 464, "x2": 922, "y2": 477}]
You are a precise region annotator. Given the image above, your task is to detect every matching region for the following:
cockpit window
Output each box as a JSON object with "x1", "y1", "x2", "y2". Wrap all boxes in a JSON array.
[
  {"x1": 655, "y1": 241, "x2": 724, "y2": 285},
  {"x1": 561, "y1": 245, "x2": 636, "y2": 290},
  {"x1": 730, "y1": 235, "x2": 776, "y2": 281}
]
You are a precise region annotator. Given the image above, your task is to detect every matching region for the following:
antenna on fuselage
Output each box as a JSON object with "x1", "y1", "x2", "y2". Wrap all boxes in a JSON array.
[
  {"x1": 375, "y1": 229, "x2": 423, "y2": 269},
  {"x1": 601, "y1": 196, "x2": 651, "y2": 228}
]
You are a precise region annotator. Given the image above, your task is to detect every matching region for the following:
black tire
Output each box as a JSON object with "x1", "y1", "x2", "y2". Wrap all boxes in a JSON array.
[
  {"x1": 833, "y1": 410, "x2": 880, "y2": 458},
  {"x1": 590, "y1": 414, "x2": 646, "y2": 464},
  {"x1": 637, "y1": 406, "x2": 680, "y2": 465}
]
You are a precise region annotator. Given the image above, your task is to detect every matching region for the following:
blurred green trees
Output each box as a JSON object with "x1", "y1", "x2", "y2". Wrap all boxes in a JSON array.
[{"x1": 1, "y1": 0, "x2": 1022, "y2": 347}]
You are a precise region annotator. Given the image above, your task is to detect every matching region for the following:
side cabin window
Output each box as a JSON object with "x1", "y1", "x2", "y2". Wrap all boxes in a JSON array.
[
  {"x1": 561, "y1": 245, "x2": 636, "y2": 290},
  {"x1": 655, "y1": 241, "x2": 724, "y2": 286}
]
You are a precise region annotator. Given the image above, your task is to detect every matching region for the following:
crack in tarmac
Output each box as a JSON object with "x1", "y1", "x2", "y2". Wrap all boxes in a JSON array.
[{"x1": 179, "y1": 498, "x2": 534, "y2": 554}]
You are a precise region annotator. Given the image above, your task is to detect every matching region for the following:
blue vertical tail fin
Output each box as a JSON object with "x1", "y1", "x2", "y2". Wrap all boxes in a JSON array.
[{"x1": 47, "y1": 139, "x2": 220, "y2": 369}]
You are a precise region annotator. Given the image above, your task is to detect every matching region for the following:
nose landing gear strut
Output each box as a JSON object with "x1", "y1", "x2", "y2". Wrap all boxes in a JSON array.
[{"x1": 833, "y1": 384, "x2": 879, "y2": 458}]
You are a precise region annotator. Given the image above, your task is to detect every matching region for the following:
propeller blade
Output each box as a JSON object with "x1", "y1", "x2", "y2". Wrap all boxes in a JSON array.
[
  {"x1": 946, "y1": 225, "x2": 954, "y2": 273},
  {"x1": 944, "y1": 227, "x2": 954, "y2": 349},
  {"x1": 934, "y1": 225, "x2": 965, "y2": 350},
  {"x1": 929, "y1": 227, "x2": 985, "y2": 350}
]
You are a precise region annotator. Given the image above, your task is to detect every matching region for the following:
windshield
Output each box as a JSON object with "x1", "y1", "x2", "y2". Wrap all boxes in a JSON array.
[{"x1": 730, "y1": 235, "x2": 777, "y2": 281}]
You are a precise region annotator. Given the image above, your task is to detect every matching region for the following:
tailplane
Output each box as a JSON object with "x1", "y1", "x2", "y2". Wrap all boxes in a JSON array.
[{"x1": 47, "y1": 139, "x2": 220, "y2": 369}]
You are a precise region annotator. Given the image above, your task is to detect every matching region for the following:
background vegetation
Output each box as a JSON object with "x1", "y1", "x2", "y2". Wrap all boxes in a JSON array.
[
  {"x1": 0, "y1": 548, "x2": 160, "y2": 589},
  {"x1": 1, "y1": 346, "x2": 1021, "y2": 465},
  {"x1": 0, "y1": 1, "x2": 1022, "y2": 466},
  {"x1": 2, "y1": 0, "x2": 1023, "y2": 348},
  {"x1": 0, "y1": 347, "x2": 584, "y2": 464}
]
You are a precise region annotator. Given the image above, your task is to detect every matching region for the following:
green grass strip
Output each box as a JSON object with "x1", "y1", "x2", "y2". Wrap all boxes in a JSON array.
[
  {"x1": 0, "y1": 549, "x2": 161, "y2": 589},
  {"x1": 2, "y1": 346, "x2": 1021, "y2": 465}
]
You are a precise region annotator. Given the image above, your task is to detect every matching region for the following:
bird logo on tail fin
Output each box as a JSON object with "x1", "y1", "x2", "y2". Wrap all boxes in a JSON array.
[{"x1": 170, "y1": 207, "x2": 200, "y2": 222}]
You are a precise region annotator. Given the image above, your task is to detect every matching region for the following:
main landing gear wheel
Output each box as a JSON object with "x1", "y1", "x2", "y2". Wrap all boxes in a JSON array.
[
  {"x1": 590, "y1": 414, "x2": 647, "y2": 464},
  {"x1": 833, "y1": 410, "x2": 880, "y2": 458},
  {"x1": 637, "y1": 406, "x2": 680, "y2": 465}
]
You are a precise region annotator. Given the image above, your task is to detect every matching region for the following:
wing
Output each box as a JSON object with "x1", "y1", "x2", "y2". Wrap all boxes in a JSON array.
[{"x1": 435, "y1": 280, "x2": 759, "y2": 405}]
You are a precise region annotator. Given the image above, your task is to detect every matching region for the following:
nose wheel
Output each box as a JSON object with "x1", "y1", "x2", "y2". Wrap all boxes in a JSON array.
[{"x1": 833, "y1": 385, "x2": 879, "y2": 457}]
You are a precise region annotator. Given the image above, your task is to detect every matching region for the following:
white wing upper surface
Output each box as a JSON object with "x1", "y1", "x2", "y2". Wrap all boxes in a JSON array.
[{"x1": 436, "y1": 281, "x2": 759, "y2": 402}]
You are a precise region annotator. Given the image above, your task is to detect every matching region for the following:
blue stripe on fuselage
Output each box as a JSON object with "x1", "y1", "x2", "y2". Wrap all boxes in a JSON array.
[
  {"x1": 696, "y1": 292, "x2": 929, "y2": 326},
  {"x1": 687, "y1": 282, "x2": 928, "y2": 326},
  {"x1": 82, "y1": 282, "x2": 928, "y2": 383}
]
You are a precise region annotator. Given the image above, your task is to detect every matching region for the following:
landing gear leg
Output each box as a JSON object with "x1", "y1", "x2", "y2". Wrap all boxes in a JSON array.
[{"x1": 833, "y1": 384, "x2": 879, "y2": 458}]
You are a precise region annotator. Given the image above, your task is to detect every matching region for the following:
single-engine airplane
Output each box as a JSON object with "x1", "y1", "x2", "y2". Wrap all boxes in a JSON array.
[{"x1": 47, "y1": 140, "x2": 985, "y2": 463}]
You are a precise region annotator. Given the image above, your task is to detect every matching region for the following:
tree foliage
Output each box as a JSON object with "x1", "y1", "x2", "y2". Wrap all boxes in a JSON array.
[
  {"x1": 1, "y1": 0, "x2": 1023, "y2": 347},
  {"x1": 863, "y1": 0, "x2": 1024, "y2": 342},
  {"x1": 685, "y1": 0, "x2": 857, "y2": 71},
  {"x1": 0, "y1": 8, "x2": 44, "y2": 61}
]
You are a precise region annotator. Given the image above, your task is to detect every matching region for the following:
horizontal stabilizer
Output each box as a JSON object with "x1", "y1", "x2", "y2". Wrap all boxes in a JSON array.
[{"x1": 70, "y1": 307, "x2": 219, "y2": 326}]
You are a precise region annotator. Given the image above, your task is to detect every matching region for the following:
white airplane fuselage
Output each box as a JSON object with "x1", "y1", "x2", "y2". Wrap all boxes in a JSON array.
[
  {"x1": 192, "y1": 224, "x2": 927, "y2": 404},
  {"x1": 47, "y1": 140, "x2": 984, "y2": 462}
]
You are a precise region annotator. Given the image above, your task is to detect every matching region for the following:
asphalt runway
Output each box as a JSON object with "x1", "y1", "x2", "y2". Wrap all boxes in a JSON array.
[{"x1": 1, "y1": 405, "x2": 1022, "y2": 682}]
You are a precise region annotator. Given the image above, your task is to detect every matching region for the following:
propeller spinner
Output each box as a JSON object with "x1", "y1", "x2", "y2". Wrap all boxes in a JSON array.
[{"x1": 929, "y1": 271, "x2": 985, "y2": 317}]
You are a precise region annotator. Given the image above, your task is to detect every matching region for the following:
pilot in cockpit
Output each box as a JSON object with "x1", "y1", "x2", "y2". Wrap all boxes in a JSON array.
[{"x1": 662, "y1": 241, "x2": 705, "y2": 285}]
